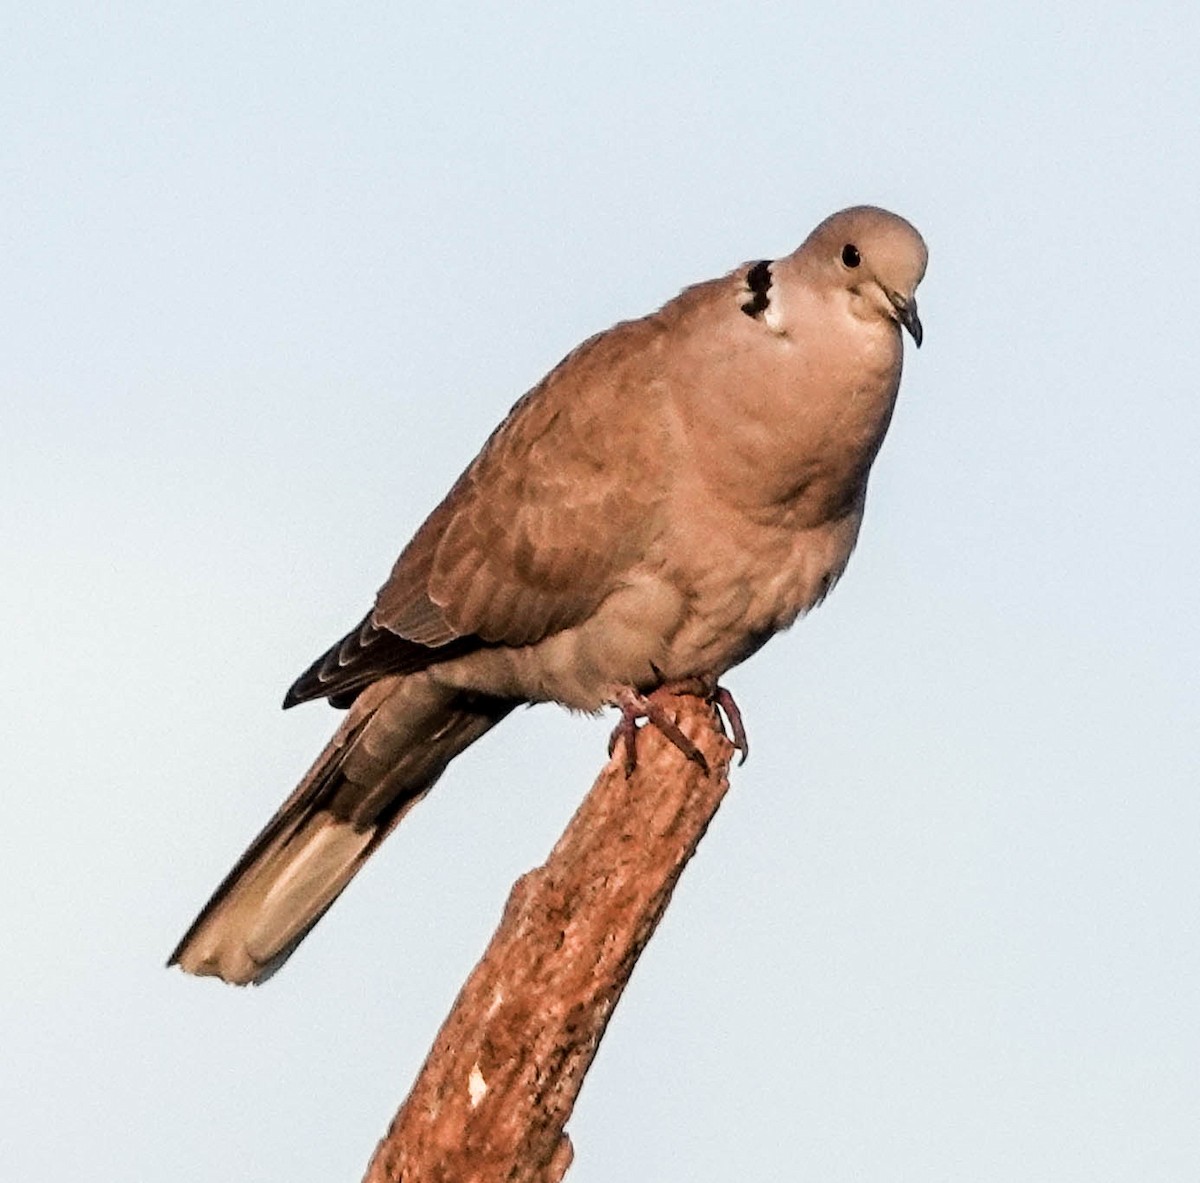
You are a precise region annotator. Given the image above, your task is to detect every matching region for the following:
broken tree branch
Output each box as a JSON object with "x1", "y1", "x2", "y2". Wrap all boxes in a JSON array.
[{"x1": 362, "y1": 693, "x2": 736, "y2": 1183}]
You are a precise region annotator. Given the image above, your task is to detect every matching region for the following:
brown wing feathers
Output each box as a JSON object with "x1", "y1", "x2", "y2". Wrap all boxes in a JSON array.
[
  {"x1": 282, "y1": 614, "x2": 483, "y2": 710},
  {"x1": 285, "y1": 325, "x2": 667, "y2": 711}
]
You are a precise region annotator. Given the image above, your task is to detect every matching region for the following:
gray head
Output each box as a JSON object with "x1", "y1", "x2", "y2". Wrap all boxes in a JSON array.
[{"x1": 791, "y1": 206, "x2": 928, "y2": 345}]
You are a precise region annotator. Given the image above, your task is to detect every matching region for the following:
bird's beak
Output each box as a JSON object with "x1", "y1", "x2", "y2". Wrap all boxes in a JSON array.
[{"x1": 890, "y1": 293, "x2": 923, "y2": 348}]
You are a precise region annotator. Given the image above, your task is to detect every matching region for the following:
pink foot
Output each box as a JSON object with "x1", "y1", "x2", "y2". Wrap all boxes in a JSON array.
[
  {"x1": 713, "y1": 685, "x2": 749, "y2": 765},
  {"x1": 608, "y1": 688, "x2": 709, "y2": 777}
]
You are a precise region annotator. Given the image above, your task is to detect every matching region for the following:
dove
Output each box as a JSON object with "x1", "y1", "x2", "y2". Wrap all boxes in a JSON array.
[{"x1": 170, "y1": 205, "x2": 927, "y2": 984}]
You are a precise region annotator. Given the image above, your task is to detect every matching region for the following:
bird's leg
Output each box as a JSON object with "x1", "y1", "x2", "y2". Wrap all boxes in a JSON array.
[
  {"x1": 712, "y1": 685, "x2": 749, "y2": 765},
  {"x1": 608, "y1": 687, "x2": 709, "y2": 777},
  {"x1": 647, "y1": 677, "x2": 750, "y2": 765},
  {"x1": 607, "y1": 707, "x2": 640, "y2": 777}
]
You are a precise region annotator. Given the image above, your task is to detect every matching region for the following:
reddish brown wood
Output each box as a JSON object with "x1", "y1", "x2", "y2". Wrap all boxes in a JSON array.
[{"x1": 363, "y1": 694, "x2": 735, "y2": 1183}]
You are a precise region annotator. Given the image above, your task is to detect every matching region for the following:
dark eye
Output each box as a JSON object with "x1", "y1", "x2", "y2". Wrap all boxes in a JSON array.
[{"x1": 841, "y1": 243, "x2": 861, "y2": 268}]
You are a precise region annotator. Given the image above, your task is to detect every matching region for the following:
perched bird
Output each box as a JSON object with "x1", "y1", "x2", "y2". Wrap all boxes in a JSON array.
[{"x1": 170, "y1": 205, "x2": 927, "y2": 984}]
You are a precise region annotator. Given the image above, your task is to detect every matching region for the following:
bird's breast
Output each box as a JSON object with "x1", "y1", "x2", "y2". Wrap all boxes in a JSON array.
[
  {"x1": 652, "y1": 504, "x2": 865, "y2": 683},
  {"x1": 675, "y1": 308, "x2": 902, "y2": 522}
]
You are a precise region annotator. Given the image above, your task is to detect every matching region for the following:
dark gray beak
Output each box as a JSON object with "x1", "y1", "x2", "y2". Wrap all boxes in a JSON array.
[{"x1": 890, "y1": 293, "x2": 923, "y2": 348}]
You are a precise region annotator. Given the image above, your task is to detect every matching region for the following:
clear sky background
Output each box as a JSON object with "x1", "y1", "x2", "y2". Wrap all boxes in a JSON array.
[{"x1": 4, "y1": 3, "x2": 1198, "y2": 1180}]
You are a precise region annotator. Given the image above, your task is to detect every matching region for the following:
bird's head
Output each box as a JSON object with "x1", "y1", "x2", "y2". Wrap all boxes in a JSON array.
[{"x1": 792, "y1": 206, "x2": 928, "y2": 346}]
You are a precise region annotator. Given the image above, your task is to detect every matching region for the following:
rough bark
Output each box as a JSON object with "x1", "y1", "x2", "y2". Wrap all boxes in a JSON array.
[{"x1": 363, "y1": 693, "x2": 736, "y2": 1183}]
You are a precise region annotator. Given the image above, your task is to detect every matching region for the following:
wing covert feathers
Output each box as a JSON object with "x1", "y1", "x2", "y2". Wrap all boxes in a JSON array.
[{"x1": 286, "y1": 318, "x2": 671, "y2": 708}]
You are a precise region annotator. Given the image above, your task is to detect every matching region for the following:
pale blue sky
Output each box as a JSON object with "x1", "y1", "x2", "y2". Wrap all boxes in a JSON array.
[{"x1": 4, "y1": 3, "x2": 1198, "y2": 1180}]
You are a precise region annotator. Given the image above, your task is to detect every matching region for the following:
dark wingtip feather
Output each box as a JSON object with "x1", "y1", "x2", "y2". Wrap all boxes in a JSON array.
[
  {"x1": 280, "y1": 612, "x2": 480, "y2": 712},
  {"x1": 281, "y1": 666, "x2": 320, "y2": 709}
]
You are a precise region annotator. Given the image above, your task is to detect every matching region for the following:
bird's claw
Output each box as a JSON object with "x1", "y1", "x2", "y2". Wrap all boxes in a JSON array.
[
  {"x1": 712, "y1": 685, "x2": 749, "y2": 765},
  {"x1": 609, "y1": 688, "x2": 709, "y2": 777}
]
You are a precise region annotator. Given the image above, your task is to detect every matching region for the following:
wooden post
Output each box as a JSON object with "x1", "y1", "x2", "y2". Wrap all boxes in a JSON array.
[{"x1": 363, "y1": 694, "x2": 735, "y2": 1182}]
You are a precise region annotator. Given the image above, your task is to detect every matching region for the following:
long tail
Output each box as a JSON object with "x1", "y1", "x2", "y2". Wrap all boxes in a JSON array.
[{"x1": 169, "y1": 674, "x2": 516, "y2": 984}]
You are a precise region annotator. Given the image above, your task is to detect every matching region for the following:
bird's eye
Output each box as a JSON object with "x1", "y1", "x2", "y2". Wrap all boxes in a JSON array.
[{"x1": 841, "y1": 244, "x2": 861, "y2": 268}]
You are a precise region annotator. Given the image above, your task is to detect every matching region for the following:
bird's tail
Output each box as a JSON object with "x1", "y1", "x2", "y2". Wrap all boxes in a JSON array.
[{"x1": 169, "y1": 673, "x2": 516, "y2": 985}]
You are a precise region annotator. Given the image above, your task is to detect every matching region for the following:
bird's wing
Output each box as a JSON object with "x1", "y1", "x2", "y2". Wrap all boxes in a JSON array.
[{"x1": 286, "y1": 317, "x2": 674, "y2": 707}]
